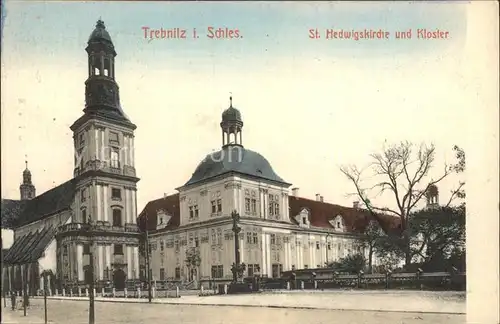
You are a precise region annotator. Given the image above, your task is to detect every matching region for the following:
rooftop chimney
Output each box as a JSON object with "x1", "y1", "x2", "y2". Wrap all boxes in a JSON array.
[
  {"x1": 320, "y1": 196, "x2": 324, "y2": 202},
  {"x1": 292, "y1": 187, "x2": 299, "y2": 197},
  {"x1": 164, "y1": 193, "x2": 167, "y2": 198},
  {"x1": 315, "y1": 193, "x2": 321, "y2": 201},
  {"x1": 353, "y1": 201, "x2": 359, "y2": 209}
]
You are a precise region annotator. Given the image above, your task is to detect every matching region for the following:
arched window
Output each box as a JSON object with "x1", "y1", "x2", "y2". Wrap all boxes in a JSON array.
[{"x1": 113, "y1": 208, "x2": 122, "y2": 227}]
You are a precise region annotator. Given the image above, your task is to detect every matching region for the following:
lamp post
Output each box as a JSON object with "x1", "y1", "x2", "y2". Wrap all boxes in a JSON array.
[
  {"x1": 85, "y1": 216, "x2": 95, "y2": 324},
  {"x1": 42, "y1": 271, "x2": 48, "y2": 324},
  {"x1": 144, "y1": 213, "x2": 152, "y2": 303},
  {"x1": 326, "y1": 232, "x2": 331, "y2": 267},
  {"x1": 231, "y1": 210, "x2": 241, "y2": 283}
]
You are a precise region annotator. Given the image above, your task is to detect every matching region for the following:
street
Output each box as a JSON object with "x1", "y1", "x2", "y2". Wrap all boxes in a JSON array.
[{"x1": 1, "y1": 298, "x2": 464, "y2": 324}]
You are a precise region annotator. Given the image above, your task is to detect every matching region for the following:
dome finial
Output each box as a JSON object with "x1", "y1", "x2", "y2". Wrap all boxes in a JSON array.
[
  {"x1": 229, "y1": 92, "x2": 233, "y2": 107},
  {"x1": 96, "y1": 18, "x2": 105, "y2": 29},
  {"x1": 25, "y1": 154, "x2": 28, "y2": 170}
]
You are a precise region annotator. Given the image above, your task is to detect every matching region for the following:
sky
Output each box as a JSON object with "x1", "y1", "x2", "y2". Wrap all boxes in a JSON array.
[{"x1": 1, "y1": 1, "x2": 470, "y2": 217}]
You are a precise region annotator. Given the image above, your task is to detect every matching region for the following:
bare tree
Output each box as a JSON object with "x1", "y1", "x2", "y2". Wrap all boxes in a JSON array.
[
  {"x1": 354, "y1": 220, "x2": 384, "y2": 273},
  {"x1": 340, "y1": 141, "x2": 457, "y2": 266}
]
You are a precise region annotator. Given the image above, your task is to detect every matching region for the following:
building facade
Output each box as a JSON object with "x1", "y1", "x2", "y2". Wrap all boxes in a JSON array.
[
  {"x1": 1, "y1": 20, "x2": 141, "y2": 292},
  {"x1": 138, "y1": 99, "x2": 397, "y2": 283}
]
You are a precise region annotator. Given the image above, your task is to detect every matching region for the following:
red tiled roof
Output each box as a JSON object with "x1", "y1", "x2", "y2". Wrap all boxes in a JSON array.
[
  {"x1": 137, "y1": 194, "x2": 400, "y2": 234},
  {"x1": 138, "y1": 194, "x2": 180, "y2": 231},
  {"x1": 288, "y1": 196, "x2": 400, "y2": 233}
]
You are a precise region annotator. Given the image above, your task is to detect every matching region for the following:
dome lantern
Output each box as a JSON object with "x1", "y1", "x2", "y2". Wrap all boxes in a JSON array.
[{"x1": 220, "y1": 95, "x2": 244, "y2": 147}]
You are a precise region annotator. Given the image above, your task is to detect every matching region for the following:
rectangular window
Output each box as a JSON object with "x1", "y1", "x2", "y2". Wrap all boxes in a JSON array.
[
  {"x1": 175, "y1": 267, "x2": 181, "y2": 279},
  {"x1": 211, "y1": 265, "x2": 224, "y2": 279},
  {"x1": 174, "y1": 240, "x2": 179, "y2": 252},
  {"x1": 159, "y1": 268, "x2": 165, "y2": 280},
  {"x1": 189, "y1": 206, "x2": 194, "y2": 219},
  {"x1": 63, "y1": 245, "x2": 68, "y2": 256},
  {"x1": 327, "y1": 243, "x2": 331, "y2": 250},
  {"x1": 211, "y1": 200, "x2": 216, "y2": 214},
  {"x1": 114, "y1": 244, "x2": 123, "y2": 255},
  {"x1": 304, "y1": 265, "x2": 309, "y2": 269},
  {"x1": 252, "y1": 233, "x2": 258, "y2": 244},
  {"x1": 160, "y1": 241, "x2": 164, "y2": 252},
  {"x1": 112, "y1": 188, "x2": 121, "y2": 200},
  {"x1": 316, "y1": 242, "x2": 320, "y2": 250},
  {"x1": 274, "y1": 203, "x2": 280, "y2": 217},
  {"x1": 245, "y1": 198, "x2": 251, "y2": 213},
  {"x1": 194, "y1": 205, "x2": 199, "y2": 218},
  {"x1": 112, "y1": 209, "x2": 122, "y2": 226},
  {"x1": 251, "y1": 199, "x2": 257, "y2": 213},
  {"x1": 83, "y1": 243, "x2": 90, "y2": 255},
  {"x1": 81, "y1": 188, "x2": 87, "y2": 202},
  {"x1": 109, "y1": 131, "x2": 119, "y2": 145},
  {"x1": 110, "y1": 149, "x2": 120, "y2": 168},
  {"x1": 268, "y1": 195, "x2": 274, "y2": 216},
  {"x1": 246, "y1": 232, "x2": 252, "y2": 244},
  {"x1": 79, "y1": 149, "x2": 84, "y2": 170},
  {"x1": 81, "y1": 209, "x2": 87, "y2": 223},
  {"x1": 270, "y1": 234, "x2": 276, "y2": 245},
  {"x1": 217, "y1": 199, "x2": 222, "y2": 213}
]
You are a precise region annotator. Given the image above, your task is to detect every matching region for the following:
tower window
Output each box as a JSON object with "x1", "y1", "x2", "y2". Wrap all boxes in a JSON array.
[
  {"x1": 110, "y1": 149, "x2": 120, "y2": 168},
  {"x1": 114, "y1": 244, "x2": 123, "y2": 255},
  {"x1": 94, "y1": 67, "x2": 100, "y2": 76},
  {"x1": 83, "y1": 243, "x2": 90, "y2": 255},
  {"x1": 112, "y1": 188, "x2": 122, "y2": 200},
  {"x1": 81, "y1": 208, "x2": 87, "y2": 223},
  {"x1": 112, "y1": 208, "x2": 122, "y2": 226},
  {"x1": 81, "y1": 188, "x2": 87, "y2": 202},
  {"x1": 79, "y1": 133, "x2": 85, "y2": 146},
  {"x1": 104, "y1": 69, "x2": 109, "y2": 77},
  {"x1": 109, "y1": 132, "x2": 120, "y2": 145}
]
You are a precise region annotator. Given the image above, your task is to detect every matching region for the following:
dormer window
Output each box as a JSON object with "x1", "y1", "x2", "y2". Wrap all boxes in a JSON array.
[
  {"x1": 330, "y1": 215, "x2": 345, "y2": 232},
  {"x1": 295, "y1": 208, "x2": 310, "y2": 228}
]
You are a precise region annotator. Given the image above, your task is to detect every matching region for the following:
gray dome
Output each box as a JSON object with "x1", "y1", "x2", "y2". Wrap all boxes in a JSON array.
[
  {"x1": 88, "y1": 20, "x2": 113, "y2": 45},
  {"x1": 222, "y1": 107, "x2": 242, "y2": 123},
  {"x1": 184, "y1": 146, "x2": 288, "y2": 186}
]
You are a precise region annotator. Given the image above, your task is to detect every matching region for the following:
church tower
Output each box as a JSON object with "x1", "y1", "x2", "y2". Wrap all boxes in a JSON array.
[
  {"x1": 425, "y1": 184, "x2": 439, "y2": 209},
  {"x1": 19, "y1": 161, "x2": 36, "y2": 200},
  {"x1": 64, "y1": 20, "x2": 141, "y2": 286}
]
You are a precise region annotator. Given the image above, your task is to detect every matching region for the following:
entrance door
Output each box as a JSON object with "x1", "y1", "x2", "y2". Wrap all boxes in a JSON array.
[{"x1": 113, "y1": 269, "x2": 126, "y2": 290}]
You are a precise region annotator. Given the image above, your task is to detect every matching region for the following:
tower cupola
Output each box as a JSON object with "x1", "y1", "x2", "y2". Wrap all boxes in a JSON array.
[
  {"x1": 425, "y1": 184, "x2": 439, "y2": 208},
  {"x1": 83, "y1": 19, "x2": 128, "y2": 120},
  {"x1": 20, "y1": 160, "x2": 36, "y2": 200},
  {"x1": 220, "y1": 96, "x2": 244, "y2": 147}
]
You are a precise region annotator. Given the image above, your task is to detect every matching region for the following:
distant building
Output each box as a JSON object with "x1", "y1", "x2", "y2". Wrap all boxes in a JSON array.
[
  {"x1": 1, "y1": 20, "x2": 141, "y2": 293},
  {"x1": 138, "y1": 99, "x2": 399, "y2": 282}
]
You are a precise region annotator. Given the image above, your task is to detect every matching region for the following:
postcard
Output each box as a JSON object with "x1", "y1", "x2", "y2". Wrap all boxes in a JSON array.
[{"x1": 1, "y1": 1, "x2": 498, "y2": 324}]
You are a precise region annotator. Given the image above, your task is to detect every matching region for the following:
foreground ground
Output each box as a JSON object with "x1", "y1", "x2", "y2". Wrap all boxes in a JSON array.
[{"x1": 1, "y1": 292, "x2": 465, "y2": 324}]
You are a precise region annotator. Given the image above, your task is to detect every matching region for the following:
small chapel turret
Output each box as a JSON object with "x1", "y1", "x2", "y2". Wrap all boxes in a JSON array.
[{"x1": 20, "y1": 160, "x2": 36, "y2": 200}]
